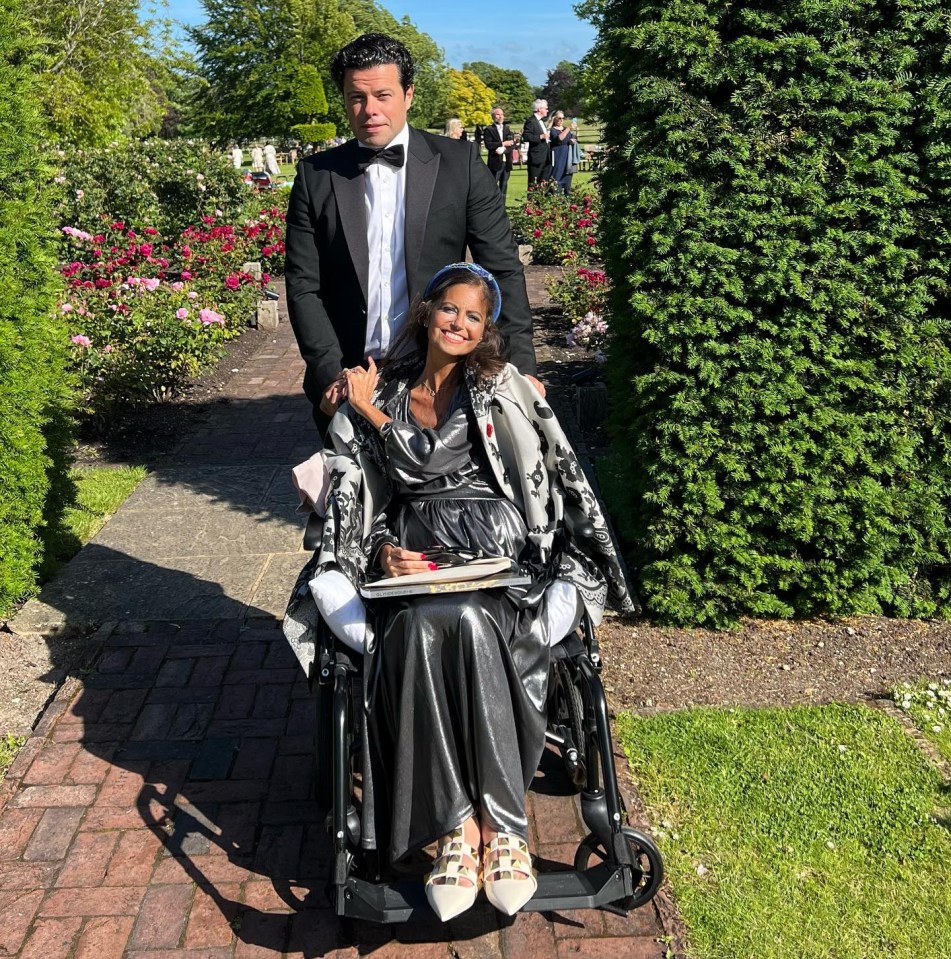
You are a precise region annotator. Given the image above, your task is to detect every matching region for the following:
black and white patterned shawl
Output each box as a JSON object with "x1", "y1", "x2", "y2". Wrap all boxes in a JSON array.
[{"x1": 283, "y1": 360, "x2": 634, "y2": 676}]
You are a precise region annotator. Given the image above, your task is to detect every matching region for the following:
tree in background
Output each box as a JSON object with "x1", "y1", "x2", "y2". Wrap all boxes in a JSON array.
[
  {"x1": 538, "y1": 59, "x2": 584, "y2": 116},
  {"x1": 584, "y1": 0, "x2": 951, "y2": 625},
  {"x1": 464, "y1": 61, "x2": 534, "y2": 120},
  {"x1": 446, "y1": 68, "x2": 494, "y2": 128},
  {"x1": 338, "y1": 1, "x2": 451, "y2": 130},
  {"x1": 187, "y1": 0, "x2": 351, "y2": 142},
  {"x1": 30, "y1": 0, "x2": 166, "y2": 145},
  {"x1": 0, "y1": 0, "x2": 74, "y2": 611}
]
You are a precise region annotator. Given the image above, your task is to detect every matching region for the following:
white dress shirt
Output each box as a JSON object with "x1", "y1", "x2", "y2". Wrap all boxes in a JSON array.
[
  {"x1": 495, "y1": 123, "x2": 505, "y2": 154},
  {"x1": 359, "y1": 123, "x2": 410, "y2": 359}
]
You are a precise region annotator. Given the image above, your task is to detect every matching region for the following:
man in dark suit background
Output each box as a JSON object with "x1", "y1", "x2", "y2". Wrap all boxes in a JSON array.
[
  {"x1": 284, "y1": 33, "x2": 538, "y2": 428},
  {"x1": 522, "y1": 99, "x2": 551, "y2": 187},
  {"x1": 481, "y1": 106, "x2": 515, "y2": 202}
]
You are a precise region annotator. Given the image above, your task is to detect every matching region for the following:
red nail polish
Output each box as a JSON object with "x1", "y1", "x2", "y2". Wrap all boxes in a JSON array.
[
  {"x1": 419, "y1": 552, "x2": 426, "y2": 559},
  {"x1": 428, "y1": 562, "x2": 438, "y2": 571}
]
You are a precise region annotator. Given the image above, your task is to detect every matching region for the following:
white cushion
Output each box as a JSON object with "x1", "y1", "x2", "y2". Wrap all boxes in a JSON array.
[
  {"x1": 308, "y1": 570, "x2": 367, "y2": 652},
  {"x1": 543, "y1": 579, "x2": 584, "y2": 646}
]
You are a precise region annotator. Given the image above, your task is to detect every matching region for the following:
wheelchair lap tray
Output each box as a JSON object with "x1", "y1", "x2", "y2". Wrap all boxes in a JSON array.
[{"x1": 360, "y1": 556, "x2": 530, "y2": 597}]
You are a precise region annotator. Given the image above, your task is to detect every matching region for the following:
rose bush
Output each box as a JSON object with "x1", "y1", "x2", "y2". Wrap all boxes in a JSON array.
[
  {"x1": 548, "y1": 266, "x2": 612, "y2": 362},
  {"x1": 547, "y1": 266, "x2": 610, "y2": 325},
  {"x1": 54, "y1": 139, "x2": 249, "y2": 237},
  {"x1": 509, "y1": 185, "x2": 601, "y2": 265},
  {"x1": 59, "y1": 214, "x2": 274, "y2": 415}
]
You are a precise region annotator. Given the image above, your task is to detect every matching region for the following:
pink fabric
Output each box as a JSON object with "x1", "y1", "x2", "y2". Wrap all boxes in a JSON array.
[{"x1": 291, "y1": 450, "x2": 331, "y2": 516}]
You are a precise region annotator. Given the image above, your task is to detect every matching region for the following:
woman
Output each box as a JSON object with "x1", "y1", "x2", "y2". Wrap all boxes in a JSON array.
[
  {"x1": 443, "y1": 117, "x2": 465, "y2": 140},
  {"x1": 548, "y1": 112, "x2": 579, "y2": 194},
  {"x1": 284, "y1": 264, "x2": 633, "y2": 921}
]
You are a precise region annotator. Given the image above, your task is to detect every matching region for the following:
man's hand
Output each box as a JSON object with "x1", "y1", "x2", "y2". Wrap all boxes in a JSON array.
[
  {"x1": 526, "y1": 374, "x2": 546, "y2": 397},
  {"x1": 319, "y1": 371, "x2": 348, "y2": 417},
  {"x1": 379, "y1": 544, "x2": 432, "y2": 578}
]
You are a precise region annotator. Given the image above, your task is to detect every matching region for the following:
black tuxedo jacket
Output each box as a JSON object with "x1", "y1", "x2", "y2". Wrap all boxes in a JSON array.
[
  {"x1": 482, "y1": 122, "x2": 514, "y2": 173},
  {"x1": 284, "y1": 127, "x2": 536, "y2": 407},
  {"x1": 521, "y1": 114, "x2": 550, "y2": 168}
]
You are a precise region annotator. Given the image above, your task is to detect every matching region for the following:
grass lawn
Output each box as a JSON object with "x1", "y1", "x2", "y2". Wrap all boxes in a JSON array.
[
  {"x1": 0, "y1": 734, "x2": 25, "y2": 783},
  {"x1": 38, "y1": 465, "x2": 147, "y2": 584},
  {"x1": 618, "y1": 704, "x2": 951, "y2": 959}
]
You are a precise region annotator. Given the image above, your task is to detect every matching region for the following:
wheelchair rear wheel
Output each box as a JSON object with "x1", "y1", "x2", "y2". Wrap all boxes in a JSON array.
[
  {"x1": 550, "y1": 660, "x2": 587, "y2": 789},
  {"x1": 573, "y1": 826, "x2": 664, "y2": 908}
]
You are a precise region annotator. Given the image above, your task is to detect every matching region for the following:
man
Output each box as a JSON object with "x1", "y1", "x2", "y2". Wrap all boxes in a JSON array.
[
  {"x1": 481, "y1": 106, "x2": 515, "y2": 202},
  {"x1": 522, "y1": 99, "x2": 551, "y2": 187},
  {"x1": 284, "y1": 33, "x2": 538, "y2": 428}
]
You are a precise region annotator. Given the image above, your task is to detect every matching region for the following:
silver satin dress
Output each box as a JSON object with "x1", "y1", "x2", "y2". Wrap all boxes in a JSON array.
[{"x1": 368, "y1": 389, "x2": 550, "y2": 862}]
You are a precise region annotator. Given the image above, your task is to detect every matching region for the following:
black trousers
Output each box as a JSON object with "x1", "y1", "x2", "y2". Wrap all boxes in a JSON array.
[{"x1": 493, "y1": 166, "x2": 511, "y2": 202}]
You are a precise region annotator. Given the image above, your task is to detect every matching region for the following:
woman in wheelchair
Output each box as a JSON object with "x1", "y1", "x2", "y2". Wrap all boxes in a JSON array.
[{"x1": 284, "y1": 263, "x2": 634, "y2": 922}]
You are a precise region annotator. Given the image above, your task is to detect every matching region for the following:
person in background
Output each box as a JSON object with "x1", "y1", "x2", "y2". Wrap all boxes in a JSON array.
[
  {"x1": 250, "y1": 144, "x2": 264, "y2": 173},
  {"x1": 482, "y1": 106, "x2": 515, "y2": 202},
  {"x1": 548, "y1": 112, "x2": 579, "y2": 195},
  {"x1": 264, "y1": 142, "x2": 281, "y2": 178},
  {"x1": 444, "y1": 117, "x2": 465, "y2": 140},
  {"x1": 230, "y1": 144, "x2": 243, "y2": 169},
  {"x1": 522, "y1": 99, "x2": 551, "y2": 187}
]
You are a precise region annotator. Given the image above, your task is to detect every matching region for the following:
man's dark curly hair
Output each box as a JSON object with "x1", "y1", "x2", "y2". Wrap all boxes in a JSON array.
[{"x1": 330, "y1": 33, "x2": 416, "y2": 92}]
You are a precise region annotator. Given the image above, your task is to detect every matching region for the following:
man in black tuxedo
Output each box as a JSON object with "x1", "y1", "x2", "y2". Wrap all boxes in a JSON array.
[
  {"x1": 481, "y1": 106, "x2": 515, "y2": 202},
  {"x1": 284, "y1": 33, "x2": 538, "y2": 428},
  {"x1": 522, "y1": 99, "x2": 551, "y2": 187}
]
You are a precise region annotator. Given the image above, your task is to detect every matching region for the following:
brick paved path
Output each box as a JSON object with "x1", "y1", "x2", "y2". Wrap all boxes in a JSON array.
[{"x1": 1, "y1": 272, "x2": 674, "y2": 958}]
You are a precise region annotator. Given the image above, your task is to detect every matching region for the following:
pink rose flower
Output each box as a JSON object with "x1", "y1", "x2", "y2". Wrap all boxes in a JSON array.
[
  {"x1": 70, "y1": 334, "x2": 91, "y2": 348},
  {"x1": 199, "y1": 308, "x2": 225, "y2": 326},
  {"x1": 176, "y1": 308, "x2": 189, "y2": 319}
]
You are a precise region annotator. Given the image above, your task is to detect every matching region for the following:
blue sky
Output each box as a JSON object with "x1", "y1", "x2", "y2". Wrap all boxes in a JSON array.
[{"x1": 158, "y1": 0, "x2": 596, "y2": 87}]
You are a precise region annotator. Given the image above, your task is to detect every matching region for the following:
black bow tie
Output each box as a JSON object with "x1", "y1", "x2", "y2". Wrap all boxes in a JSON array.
[{"x1": 356, "y1": 144, "x2": 405, "y2": 170}]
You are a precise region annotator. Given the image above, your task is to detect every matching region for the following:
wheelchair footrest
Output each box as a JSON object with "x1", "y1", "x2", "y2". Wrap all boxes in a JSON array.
[{"x1": 336, "y1": 862, "x2": 634, "y2": 923}]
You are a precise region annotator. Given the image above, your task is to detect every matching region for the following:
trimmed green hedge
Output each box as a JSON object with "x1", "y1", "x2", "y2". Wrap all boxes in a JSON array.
[
  {"x1": 0, "y1": 0, "x2": 73, "y2": 613},
  {"x1": 586, "y1": 0, "x2": 951, "y2": 625}
]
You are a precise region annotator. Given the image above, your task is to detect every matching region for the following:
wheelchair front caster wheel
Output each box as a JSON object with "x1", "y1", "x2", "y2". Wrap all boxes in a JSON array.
[{"x1": 574, "y1": 826, "x2": 664, "y2": 908}]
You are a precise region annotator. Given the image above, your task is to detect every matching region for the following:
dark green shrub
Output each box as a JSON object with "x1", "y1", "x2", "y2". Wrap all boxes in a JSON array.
[
  {"x1": 0, "y1": 0, "x2": 73, "y2": 612},
  {"x1": 584, "y1": 0, "x2": 951, "y2": 624}
]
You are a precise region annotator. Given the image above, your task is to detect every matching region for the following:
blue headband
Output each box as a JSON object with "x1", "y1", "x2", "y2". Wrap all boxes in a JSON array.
[{"x1": 422, "y1": 262, "x2": 502, "y2": 322}]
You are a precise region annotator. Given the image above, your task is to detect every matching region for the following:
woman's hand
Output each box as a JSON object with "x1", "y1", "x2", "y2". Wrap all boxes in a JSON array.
[
  {"x1": 379, "y1": 544, "x2": 432, "y2": 578},
  {"x1": 344, "y1": 357, "x2": 380, "y2": 416}
]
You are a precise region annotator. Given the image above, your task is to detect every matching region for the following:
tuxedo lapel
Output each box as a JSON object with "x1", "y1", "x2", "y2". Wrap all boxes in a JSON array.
[
  {"x1": 404, "y1": 128, "x2": 439, "y2": 296},
  {"x1": 330, "y1": 141, "x2": 369, "y2": 306}
]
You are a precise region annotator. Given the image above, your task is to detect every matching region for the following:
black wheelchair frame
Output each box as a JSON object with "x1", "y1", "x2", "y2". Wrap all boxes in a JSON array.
[{"x1": 310, "y1": 605, "x2": 664, "y2": 923}]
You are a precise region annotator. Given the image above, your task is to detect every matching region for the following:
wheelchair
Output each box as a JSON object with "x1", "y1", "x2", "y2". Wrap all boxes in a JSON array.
[{"x1": 304, "y1": 518, "x2": 664, "y2": 923}]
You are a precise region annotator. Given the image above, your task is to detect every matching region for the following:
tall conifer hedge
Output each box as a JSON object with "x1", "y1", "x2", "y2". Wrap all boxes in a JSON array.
[
  {"x1": 0, "y1": 0, "x2": 73, "y2": 612},
  {"x1": 585, "y1": 0, "x2": 951, "y2": 625}
]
